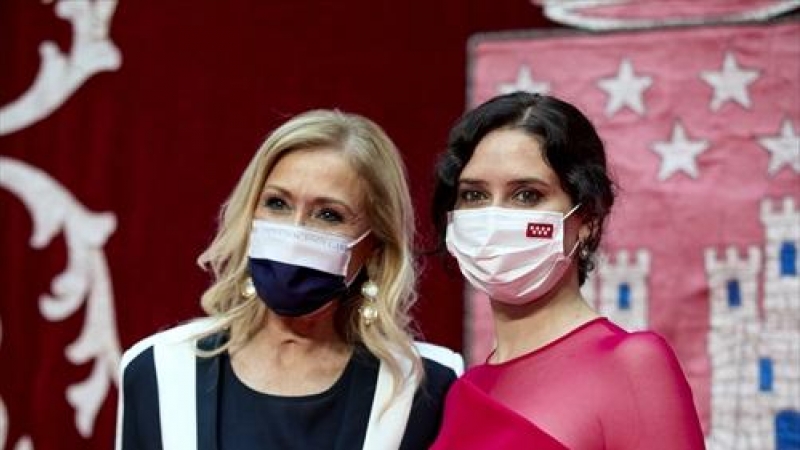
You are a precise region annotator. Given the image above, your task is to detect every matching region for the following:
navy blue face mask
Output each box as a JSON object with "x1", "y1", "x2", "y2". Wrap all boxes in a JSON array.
[
  {"x1": 248, "y1": 259, "x2": 349, "y2": 316},
  {"x1": 247, "y1": 220, "x2": 369, "y2": 317}
]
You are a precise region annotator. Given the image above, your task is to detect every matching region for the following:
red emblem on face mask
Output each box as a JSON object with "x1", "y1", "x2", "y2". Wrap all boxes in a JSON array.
[{"x1": 526, "y1": 223, "x2": 554, "y2": 238}]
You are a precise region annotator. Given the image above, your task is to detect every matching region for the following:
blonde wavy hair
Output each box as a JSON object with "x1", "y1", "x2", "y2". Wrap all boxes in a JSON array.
[{"x1": 196, "y1": 109, "x2": 422, "y2": 394}]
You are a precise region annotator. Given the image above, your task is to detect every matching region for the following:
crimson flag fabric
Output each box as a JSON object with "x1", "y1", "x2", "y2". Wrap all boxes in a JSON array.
[{"x1": 467, "y1": 15, "x2": 800, "y2": 450}]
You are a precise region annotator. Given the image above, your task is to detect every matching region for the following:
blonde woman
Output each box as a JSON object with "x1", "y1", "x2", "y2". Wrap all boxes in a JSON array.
[{"x1": 116, "y1": 110, "x2": 463, "y2": 450}]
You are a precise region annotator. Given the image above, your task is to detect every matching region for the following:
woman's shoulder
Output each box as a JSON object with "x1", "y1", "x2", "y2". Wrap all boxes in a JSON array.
[
  {"x1": 120, "y1": 317, "x2": 222, "y2": 371},
  {"x1": 414, "y1": 341, "x2": 464, "y2": 376},
  {"x1": 601, "y1": 327, "x2": 684, "y2": 376}
]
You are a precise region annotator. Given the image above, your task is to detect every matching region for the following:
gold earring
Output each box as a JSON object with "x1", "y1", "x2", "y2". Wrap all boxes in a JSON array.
[
  {"x1": 242, "y1": 277, "x2": 257, "y2": 299},
  {"x1": 359, "y1": 280, "x2": 379, "y2": 326}
]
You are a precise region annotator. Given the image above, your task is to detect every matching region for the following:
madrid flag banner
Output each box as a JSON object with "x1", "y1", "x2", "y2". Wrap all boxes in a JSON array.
[{"x1": 467, "y1": 19, "x2": 799, "y2": 449}]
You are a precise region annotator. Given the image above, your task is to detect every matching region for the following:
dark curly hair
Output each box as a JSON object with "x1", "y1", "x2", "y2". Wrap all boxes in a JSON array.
[{"x1": 431, "y1": 92, "x2": 616, "y2": 285}]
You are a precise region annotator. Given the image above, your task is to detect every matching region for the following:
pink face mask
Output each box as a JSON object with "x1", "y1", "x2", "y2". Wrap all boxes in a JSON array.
[{"x1": 445, "y1": 204, "x2": 580, "y2": 305}]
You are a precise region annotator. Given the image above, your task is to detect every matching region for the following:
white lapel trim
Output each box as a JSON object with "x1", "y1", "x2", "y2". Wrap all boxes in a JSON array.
[
  {"x1": 154, "y1": 338, "x2": 198, "y2": 449},
  {"x1": 151, "y1": 319, "x2": 215, "y2": 450},
  {"x1": 360, "y1": 342, "x2": 464, "y2": 450},
  {"x1": 415, "y1": 342, "x2": 464, "y2": 375},
  {"x1": 361, "y1": 351, "x2": 417, "y2": 450}
]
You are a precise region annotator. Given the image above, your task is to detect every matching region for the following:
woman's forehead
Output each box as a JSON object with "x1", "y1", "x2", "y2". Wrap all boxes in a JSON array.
[
  {"x1": 461, "y1": 129, "x2": 558, "y2": 184},
  {"x1": 264, "y1": 147, "x2": 367, "y2": 206}
]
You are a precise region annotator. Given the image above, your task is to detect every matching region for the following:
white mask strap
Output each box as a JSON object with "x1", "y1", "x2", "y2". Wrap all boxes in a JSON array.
[
  {"x1": 565, "y1": 204, "x2": 582, "y2": 258},
  {"x1": 564, "y1": 203, "x2": 581, "y2": 220},
  {"x1": 348, "y1": 229, "x2": 372, "y2": 248},
  {"x1": 566, "y1": 239, "x2": 581, "y2": 259},
  {"x1": 343, "y1": 229, "x2": 372, "y2": 285}
]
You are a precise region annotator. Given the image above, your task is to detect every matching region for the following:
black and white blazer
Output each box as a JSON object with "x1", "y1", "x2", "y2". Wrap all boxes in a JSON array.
[{"x1": 115, "y1": 318, "x2": 463, "y2": 450}]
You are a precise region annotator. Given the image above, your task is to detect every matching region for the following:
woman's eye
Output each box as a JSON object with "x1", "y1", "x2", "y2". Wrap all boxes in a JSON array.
[
  {"x1": 264, "y1": 196, "x2": 289, "y2": 211},
  {"x1": 316, "y1": 208, "x2": 344, "y2": 223},
  {"x1": 459, "y1": 190, "x2": 487, "y2": 204},
  {"x1": 512, "y1": 189, "x2": 541, "y2": 204}
]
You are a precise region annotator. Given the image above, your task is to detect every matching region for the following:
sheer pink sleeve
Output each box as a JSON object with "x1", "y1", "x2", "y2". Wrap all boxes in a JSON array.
[{"x1": 601, "y1": 332, "x2": 706, "y2": 449}]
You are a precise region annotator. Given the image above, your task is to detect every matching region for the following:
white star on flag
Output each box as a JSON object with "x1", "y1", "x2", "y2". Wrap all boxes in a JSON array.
[
  {"x1": 498, "y1": 65, "x2": 550, "y2": 95},
  {"x1": 597, "y1": 58, "x2": 653, "y2": 116},
  {"x1": 651, "y1": 122, "x2": 710, "y2": 180},
  {"x1": 758, "y1": 119, "x2": 800, "y2": 175},
  {"x1": 700, "y1": 51, "x2": 760, "y2": 111}
]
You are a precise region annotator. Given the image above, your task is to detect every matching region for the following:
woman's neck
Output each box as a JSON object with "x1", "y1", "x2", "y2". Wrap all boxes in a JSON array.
[
  {"x1": 489, "y1": 281, "x2": 598, "y2": 364},
  {"x1": 259, "y1": 302, "x2": 348, "y2": 351},
  {"x1": 229, "y1": 303, "x2": 353, "y2": 395}
]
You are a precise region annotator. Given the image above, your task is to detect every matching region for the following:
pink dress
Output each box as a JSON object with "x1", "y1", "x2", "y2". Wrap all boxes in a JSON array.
[{"x1": 431, "y1": 318, "x2": 705, "y2": 449}]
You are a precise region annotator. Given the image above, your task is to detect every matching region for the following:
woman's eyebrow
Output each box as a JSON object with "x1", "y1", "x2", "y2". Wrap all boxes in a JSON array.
[
  {"x1": 457, "y1": 178, "x2": 487, "y2": 187},
  {"x1": 261, "y1": 184, "x2": 291, "y2": 196},
  {"x1": 506, "y1": 177, "x2": 550, "y2": 188}
]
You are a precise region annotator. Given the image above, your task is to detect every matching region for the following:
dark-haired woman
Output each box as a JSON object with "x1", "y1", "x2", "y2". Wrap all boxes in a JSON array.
[{"x1": 429, "y1": 92, "x2": 705, "y2": 449}]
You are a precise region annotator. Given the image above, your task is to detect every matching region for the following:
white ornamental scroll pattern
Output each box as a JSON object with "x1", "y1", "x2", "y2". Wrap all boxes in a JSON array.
[
  {"x1": 0, "y1": 157, "x2": 122, "y2": 446},
  {"x1": 0, "y1": 0, "x2": 121, "y2": 136},
  {"x1": 0, "y1": 0, "x2": 123, "y2": 447}
]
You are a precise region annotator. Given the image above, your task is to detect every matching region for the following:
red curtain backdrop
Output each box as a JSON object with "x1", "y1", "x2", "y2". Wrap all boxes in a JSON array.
[{"x1": 0, "y1": 1, "x2": 553, "y2": 448}]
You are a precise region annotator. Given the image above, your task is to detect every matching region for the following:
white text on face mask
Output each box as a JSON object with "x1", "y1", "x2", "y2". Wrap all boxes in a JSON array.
[{"x1": 260, "y1": 225, "x2": 349, "y2": 252}]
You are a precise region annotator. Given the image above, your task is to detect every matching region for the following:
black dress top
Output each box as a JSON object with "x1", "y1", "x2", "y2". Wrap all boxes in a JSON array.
[{"x1": 218, "y1": 348, "x2": 373, "y2": 450}]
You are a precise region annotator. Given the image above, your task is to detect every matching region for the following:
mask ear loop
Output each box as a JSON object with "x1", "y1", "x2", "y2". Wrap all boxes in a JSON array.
[
  {"x1": 348, "y1": 229, "x2": 372, "y2": 248},
  {"x1": 564, "y1": 203, "x2": 582, "y2": 220},
  {"x1": 563, "y1": 203, "x2": 583, "y2": 259},
  {"x1": 565, "y1": 239, "x2": 581, "y2": 259},
  {"x1": 343, "y1": 230, "x2": 372, "y2": 286}
]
